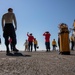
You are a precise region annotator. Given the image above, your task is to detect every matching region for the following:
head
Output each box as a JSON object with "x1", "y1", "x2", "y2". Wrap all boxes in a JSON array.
[
  {"x1": 34, "y1": 38, "x2": 36, "y2": 40},
  {"x1": 72, "y1": 34, "x2": 74, "y2": 36},
  {"x1": 30, "y1": 33, "x2": 32, "y2": 36},
  {"x1": 8, "y1": 8, "x2": 13, "y2": 12},
  {"x1": 45, "y1": 31, "x2": 49, "y2": 34},
  {"x1": 53, "y1": 39, "x2": 55, "y2": 41},
  {"x1": 74, "y1": 19, "x2": 75, "y2": 22},
  {"x1": 26, "y1": 40, "x2": 28, "y2": 42}
]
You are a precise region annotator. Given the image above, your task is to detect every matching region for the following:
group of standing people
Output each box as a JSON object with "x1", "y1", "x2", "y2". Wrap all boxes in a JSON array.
[
  {"x1": 23, "y1": 31, "x2": 57, "y2": 52},
  {"x1": 43, "y1": 31, "x2": 57, "y2": 52},
  {"x1": 22, "y1": 19, "x2": 75, "y2": 52},
  {"x1": 23, "y1": 31, "x2": 51, "y2": 52},
  {"x1": 24, "y1": 33, "x2": 38, "y2": 52}
]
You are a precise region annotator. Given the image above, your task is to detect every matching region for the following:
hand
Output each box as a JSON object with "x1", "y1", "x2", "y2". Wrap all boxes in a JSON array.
[
  {"x1": 15, "y1": 27, "x2": 17, "y2": 31},
  {"x1": 2, "y1": 27, "x2": 4, "y2": 32},
  {"x1": 45, "y1": 32, "x2": 46, "y2": 34},
  {"x1": 2, "y1": 29, "x2": 4, "y2": 31},
  {"x1": 27, "y1": 32, "x2": 29, "y2": 34}
]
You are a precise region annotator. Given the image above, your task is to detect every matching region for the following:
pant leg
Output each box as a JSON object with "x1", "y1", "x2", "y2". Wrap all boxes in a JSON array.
[
  {"x1": 48, "y1": 42, "x2": 50, "y2": 50},
  {"x1": 45, "y1": 42, "x2": 48, "y2": 51},
  {"x1": 71, "y1": 41, "x2": 74, "y2": 50},
  {"x1": 28, "y1": 42, "x2": 30, "y2": 51},
  {"x1": 54, "y1": 45, "x2": 56, "y2": 50},
  {"x1": 53, "y1": 45, "x2": 54, "y2": 50},
  {"x1": 10, "y1": 43, "x2": 13, "y2": 50},
  {"x1": 5, "y1": 36, "x2": 10, "y2": 52},
  {"x1": 30, "y1": 42, "x2": 33, "y2": 52},
  {"x1": 3, "y1": 25, "x2": 10, "y2": 52},
  {"x1": 9, "y1": 25, "x2": 17, "y2": 50},
  {"x1": 34, "y1": 44, "x2": 36, "y2": 51}
]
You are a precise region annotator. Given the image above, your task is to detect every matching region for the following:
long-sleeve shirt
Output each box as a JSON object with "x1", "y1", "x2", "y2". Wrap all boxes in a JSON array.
[
  {"x1": 52, "y1": 40, "x2": 57, "y2": 46},
  {"x1": 34, "y1": 40, "x2": 38, "y2": 45},
  {"x1": 43, "y1": 33, "x2": 51, "y2": 42},
  {"x1": 2, "y1": 12, "x2": 17, "y2": 30},
  {"x1": 27, "y1": 34, "x2": 34, "y2": 42}
]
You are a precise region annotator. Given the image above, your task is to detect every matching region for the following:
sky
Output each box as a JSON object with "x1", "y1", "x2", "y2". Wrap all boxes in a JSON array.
[{"x1": 0, "y1": 0, "x2": 75, "y2": 51}]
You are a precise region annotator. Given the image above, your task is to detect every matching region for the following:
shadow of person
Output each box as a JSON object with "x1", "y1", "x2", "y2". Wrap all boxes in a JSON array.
[
  {"x1": 6, "y1": 52, "x2": 31, "y2": 57},
  {"x1": 13, "y1": 52, "x2": 24, "y2": 56}
]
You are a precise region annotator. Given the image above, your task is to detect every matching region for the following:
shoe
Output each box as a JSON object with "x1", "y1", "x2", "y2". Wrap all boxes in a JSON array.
[
  {"x1": 46, "y1": 50, "x2": 48, "y2": 52},
  {"x1": 48, "y1": 49, "x2": 50, "y2": 52},
  {"x1": 13, "y1": 48, "x2": 19, "y2": 52},
  {"x1": 6, "y1": 52, "x2": 13, "y2": 56},
  {"x1": 6, "y1": 50, "x2": 10, "y2": 54}
]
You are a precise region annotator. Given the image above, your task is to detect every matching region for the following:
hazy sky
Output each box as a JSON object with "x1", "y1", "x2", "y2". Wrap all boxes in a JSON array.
[{"x1": 0, "y1": 0, "x2": 75, "y2": 51}]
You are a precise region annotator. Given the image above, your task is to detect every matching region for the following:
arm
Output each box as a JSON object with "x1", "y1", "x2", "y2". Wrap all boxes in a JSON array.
[
  {"x1": 49, "y1": 33, "x2": 51, "y2": 36},
  {"x1": 13, "y1": 13, "x2": 17, "y2": 30},
  {"x1": 27, "y1": 32, "x2": 29, "y2": 37},
  {"x1": 36, "y1": 40, "x2": 38, "y2": 46},
  {"x1": 43, "y1": 33, "x2": 46, "y2": 36},
  {"x1": 2, "y1": 15, "x2": 5, "y2": 31}
]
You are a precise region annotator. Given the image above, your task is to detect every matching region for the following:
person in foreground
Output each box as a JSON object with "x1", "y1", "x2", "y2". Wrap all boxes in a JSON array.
[
  {"x1": 1, "y1": 8, "x2": 19, "y2": 55},
  {"x1": 43, "y1": 31, "x2": 51, "y2": 52}
]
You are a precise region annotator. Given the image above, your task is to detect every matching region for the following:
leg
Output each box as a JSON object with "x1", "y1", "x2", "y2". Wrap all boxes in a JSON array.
[
  {"x1": 10, "y1": 26, "x2": 18, "y2": 52},
  {"x1": 53, "y1": 46, "x2": 54, "y2": 50},
  {"x1": 10, "y1": 43, "x2": 13, "y2": 51},
  {"x1": 34, "y1": 44, "x2": 36, "y2": 51},
  {"x1": 25, "y1": 45, "x2": 28, "y2": 51},
  {"x1": 3, "y1": 25, "x2": 10, "y2": 54},
  {"x1": 27, "y1": 45, "x2": 29, "y2": 51},
  {"x1": 4, "y1": 36, "x2": 10, "y2": 54},
  {"x1": 31, "y1": 42, "x2": 33, "y2": 52},
  {"x1": 45, "y1": 42, "x2": 48, "y2": 52},
  {"x1": 48, "y1": 42, "x2": 50, "y2": 51},
  {"x1": 71, "y1": 41, "x2": 74, "y2": 50},
  {"x1": 25, "y1": 46, "x2": 26, "y2": 51},
  {"x1": 28, "y1": 42, "x2": 30, "y2": 51},
  {"x1": 54, "y1": 45, "x2": 56, "y2": 50}
]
